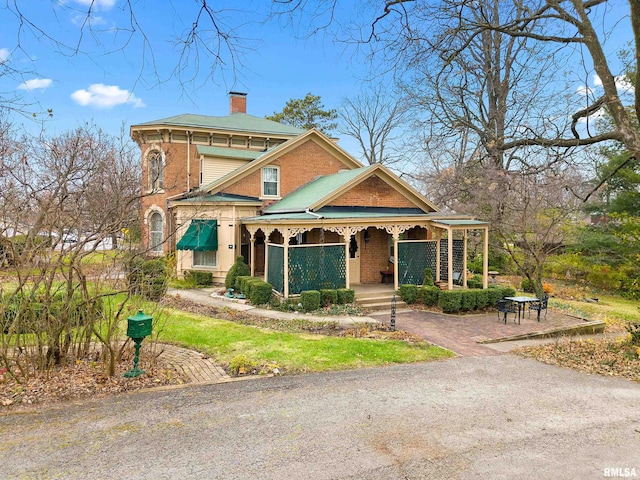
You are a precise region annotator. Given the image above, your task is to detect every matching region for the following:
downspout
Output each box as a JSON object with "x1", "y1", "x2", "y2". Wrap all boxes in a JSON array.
[
  {"x1": 187, "y1": 131, "x2": 191, "y2": 191},
  {"x1": 305, "y1": 209, "x2": 323, "y2": 219}
]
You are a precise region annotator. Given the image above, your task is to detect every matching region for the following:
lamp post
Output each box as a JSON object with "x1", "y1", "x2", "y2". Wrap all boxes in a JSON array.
[{"x1": 124, "y1": 310, "x2": 153, "y2": 378}]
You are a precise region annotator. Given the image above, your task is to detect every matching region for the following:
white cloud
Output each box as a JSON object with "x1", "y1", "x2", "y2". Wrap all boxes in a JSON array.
[
  {"x1": 71, "y1": 83, "x2": 145, "y2": 108},
  {"x1": 17, "y1": 78, "x2": 53, "y2": 90},
  {"x1": 0, "y1": 48, "x2": 9, "y2": 63},
  {"x1": 71, "y1": 0, "x2": 116, "y2": 9},
  {"x1": 592, "y1": 74, "x2": 633, "y2": 94}
]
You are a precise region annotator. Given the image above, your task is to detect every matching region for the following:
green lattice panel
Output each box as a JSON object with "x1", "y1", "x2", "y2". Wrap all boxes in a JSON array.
[
  {"x1": 288, "y1": 245, "x2": 346, "y2": 295},
  {"x1": 267, "y1": 244, "x2": 284, "y2": 294},
  {"x1": 439, "y1": 239, "x2": 464, "y2": 281},
  {"x1": 397, "y1": 241, "x2": 437, "y2": 285}
]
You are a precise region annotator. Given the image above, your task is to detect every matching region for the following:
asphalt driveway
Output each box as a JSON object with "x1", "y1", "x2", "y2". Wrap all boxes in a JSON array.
[{"x1": 2, "y1": 356, "x2": 639, "y2": 479}]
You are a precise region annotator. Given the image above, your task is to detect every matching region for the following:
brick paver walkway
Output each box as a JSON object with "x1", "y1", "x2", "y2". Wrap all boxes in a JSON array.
[{"x1": 159, "y1": 344, "x2": 231, "y2": 383}]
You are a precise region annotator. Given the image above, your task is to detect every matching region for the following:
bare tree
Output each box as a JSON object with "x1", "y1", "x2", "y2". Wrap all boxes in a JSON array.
[{"x1": 338, "y1": 83, "x2": 409, "y2": 165}]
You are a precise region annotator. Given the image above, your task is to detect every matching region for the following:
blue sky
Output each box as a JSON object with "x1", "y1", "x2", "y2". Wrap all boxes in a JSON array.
[
  {"x1": 0, "y1": 1, "x2": 634, "y2": 160},
  {"x1": 0, "y1": 1, "x2": 367, "y2": 150}
]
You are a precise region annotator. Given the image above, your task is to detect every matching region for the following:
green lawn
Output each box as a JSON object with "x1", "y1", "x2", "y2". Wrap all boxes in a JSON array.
[
  {"x1": 157, "y1": 308, "x2": 454, "y2": 373},
  {"x1": 549, "y1": 294, "x2": 640, "y2": 330}
]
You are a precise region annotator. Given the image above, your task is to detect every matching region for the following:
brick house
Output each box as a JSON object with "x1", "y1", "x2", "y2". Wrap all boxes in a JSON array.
[{"x1": 131, "y1": 92, "x2": 489, "y2": 297}]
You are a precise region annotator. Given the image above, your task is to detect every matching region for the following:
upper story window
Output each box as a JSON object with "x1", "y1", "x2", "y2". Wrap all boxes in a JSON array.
[
  {"x1": 148, "y1": 150, "x2": 164, "y2": 191},
  {"x1": 262, "y1": 166, "x2": 279, "y2": 197}
]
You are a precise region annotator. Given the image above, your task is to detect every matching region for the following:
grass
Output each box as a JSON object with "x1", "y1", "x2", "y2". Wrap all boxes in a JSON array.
[
  {"x1": 157, "y1": 308, "x2": 454, "y2": 373},
  {"x1": 548, "y1": 294, "x2": 639, "y2": 331}
]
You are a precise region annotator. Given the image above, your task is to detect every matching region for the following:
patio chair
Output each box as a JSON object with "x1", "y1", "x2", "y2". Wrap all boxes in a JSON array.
[
  {"x1": 529, "y1": 294, "x2": 549, "y2": 322},
  {"x1": 497, "y1": 299, "x2": 518, "y2": 324}
]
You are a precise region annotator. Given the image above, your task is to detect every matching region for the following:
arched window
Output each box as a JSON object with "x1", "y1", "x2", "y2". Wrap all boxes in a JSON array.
[
  {"x1": 149, "y1": 212, "x2": 163, "y2": 253},
  {"x1": 148, "y1": 150, "x2": 164, "y2": 191}
]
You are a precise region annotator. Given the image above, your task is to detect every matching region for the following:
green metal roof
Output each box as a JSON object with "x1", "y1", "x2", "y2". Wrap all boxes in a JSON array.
[
  {"x1": 176, "y1": 219, "x2": 218, "y2": 251},
  {"x1": 133, "y1": 113, "x2": 305, "y2": 136},
  {"x1": 264, "y1": 166, "x2": 375, "y2": 214},
  {"x1": 430, "y1": 219, "x2": 488, "y2": 227},
  {"x1": 242, "y1": 206, "x2": 432, "y2": 222},
  {"x1": 196, "y1": 145, "x2": 264, "y2": 160},
  {"x1": 172, "y1": 193, "x2": 261, "y2": 204}
]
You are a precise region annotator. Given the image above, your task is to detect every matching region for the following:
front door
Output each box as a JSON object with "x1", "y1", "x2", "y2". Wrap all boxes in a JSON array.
[{"x1": 348, "y1": 233, "x2": 361, "y2": 284}]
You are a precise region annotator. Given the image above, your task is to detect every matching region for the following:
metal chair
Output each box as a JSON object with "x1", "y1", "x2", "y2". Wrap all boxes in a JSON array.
[
  {"x1": 497, "y1": 299, "x2": 517, "y2": 324},
  {"x1": 529, "y1": 294, "x2": 549, "y2": 322}
]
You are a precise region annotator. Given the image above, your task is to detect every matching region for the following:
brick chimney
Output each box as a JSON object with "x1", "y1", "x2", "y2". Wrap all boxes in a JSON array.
[{"x1": 229, "y1": 91, "x2": 247, "y2": 114}]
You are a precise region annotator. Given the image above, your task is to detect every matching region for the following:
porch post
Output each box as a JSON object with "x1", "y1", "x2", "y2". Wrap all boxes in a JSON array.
[
  {"x1": 393, "y1": 226, "x2": 399, "y2": 291},
  {"x1": 284, "y1": 228, "x2": 290, "y2": 299},
  {"x1": 250, "y1": 235, "x2": 256, "y2": 277},
  {"x1": 264, "y1": 233, "x2": 269, "y2": 283},
  {"x1": 435, "y1": 230, "x2": 442, "y2": 281},
  {"x1": 344, "y1": 231, "x2": 350, "y2": 289},
  {"x1": 462, "y1": 229, "x2": 468, "y2": 288},
  {"x1": 483, "y1": 226, "x2": 489, "y2": 289},
  {"x1": 447, "y1": 227, "x2": 454, "y2": 290}
]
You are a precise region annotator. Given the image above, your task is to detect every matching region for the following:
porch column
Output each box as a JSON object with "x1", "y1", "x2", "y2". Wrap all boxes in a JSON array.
[
  {"x1": 264, "y1": 232, "x2": 269, "y2": 283},
  {"x1": 250, "y1": 236, "x2": 256, "y2": 277},
  {"x1": 284, "y1": 228, "x2": 290, "y2": 299},
  {"x1": 393, "y1": 226, "x2": 399, "y2": 291},
  {"x1": 447, "y1": 227, "x2": 453, "y2": 290},
  {"x1": 462, "y1": 229, "x2": 468, "y2": 288},
  {"x1": 344, "y1": 232, "x2": 350, "y2": 289},
  {"x1": 435, "y1": 230, "x2": 442, "y2": 282},
  {"x1": 483, "y1": 226, "x2": 489, "y2": 289}
]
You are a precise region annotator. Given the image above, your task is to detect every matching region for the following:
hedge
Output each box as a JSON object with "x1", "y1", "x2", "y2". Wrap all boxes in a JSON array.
[
  {"x1": 336, "y1": 288, "x2": 355, "y2": 304},
  {"x1": 225, "y1": 255, "x2": 250, "y2": 289},
  {"x1": 300, "y1": 290, "x2": 321, "y2": 311},
  {"x1": 249, "y1": 281, "x2": 273, "y2": 305},
  {"x1": 438, "y1": 290, "x2": 463, "y2": 313},
  {"x1": 235, "y1": 275, "x2": 254, "y2": 295},
  {"x1": 460, "y1": 289, "x2": 477, "y2": 311},
  {"x1": 319, "y1": 289, "x2": 338, "y2": 307},
  {"x1": 184, "y1": 270, "x2": 213, "y2": 287},
  {"x1": 420, "y1": 286, "x2": 440, "y2": 306},
  {"x1": 475, "y1": 289, "x2": 489, "y2": 309},
  {"x1": 399, "y1": 284, "x2": 419, "y2": 304}
]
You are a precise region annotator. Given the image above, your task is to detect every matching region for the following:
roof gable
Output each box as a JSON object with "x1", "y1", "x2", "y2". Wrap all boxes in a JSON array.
[
  {"x1": 199, "y1": 129, "x2": 364, "y2": 195},
  {"x1": 265, "y1": 163, "x2": 438, "y2": 214}
]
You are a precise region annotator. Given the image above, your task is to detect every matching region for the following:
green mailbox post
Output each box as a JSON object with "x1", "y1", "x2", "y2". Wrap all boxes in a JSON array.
[{"x1": 124, "y1": 310, "x2": 153, "y2": 378}]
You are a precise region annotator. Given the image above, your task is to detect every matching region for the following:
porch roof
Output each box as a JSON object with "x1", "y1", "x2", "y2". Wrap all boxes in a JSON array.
[
  {"x1": 429, "y1": 219, "x2": 489, "y2": 228},
  {"x1": 171, "y1": 193, "x2": 261, "y2": 204},
  {"x1": 243, "y1": 206, "x2": 430, "y2": 222},
  {"x1": 196, "y1": 145, "x2": 264, "y2": 160}
]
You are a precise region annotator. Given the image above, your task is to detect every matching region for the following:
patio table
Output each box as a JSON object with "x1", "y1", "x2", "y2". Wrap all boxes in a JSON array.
[{"x1": 504, "y1": 296, "x2": 539, "y2": 325}]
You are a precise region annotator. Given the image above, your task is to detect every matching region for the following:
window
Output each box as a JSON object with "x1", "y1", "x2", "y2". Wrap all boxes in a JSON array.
[
  {"x1": 149, "y1": 150, "x2": 164, "y2": 191},
  {"x1": 262, "y1": 166, "x2": 279, "y2": 197},
  {"x1": 149, "y1": 212, "x2": 163, "y2": 253},
  {"x1": 193, "y1": 250, "x2": 217, "y2": 267}
]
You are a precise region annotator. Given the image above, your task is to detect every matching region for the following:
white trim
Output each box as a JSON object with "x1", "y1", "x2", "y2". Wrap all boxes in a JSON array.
[{"x1": 261, "y1": 165, "x2": 280, "y2": 198}]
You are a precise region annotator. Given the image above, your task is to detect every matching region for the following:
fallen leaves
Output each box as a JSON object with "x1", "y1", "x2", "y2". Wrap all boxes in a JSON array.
[{"x1": 515, "y1": 337, "x2": 640, "y2": 382}]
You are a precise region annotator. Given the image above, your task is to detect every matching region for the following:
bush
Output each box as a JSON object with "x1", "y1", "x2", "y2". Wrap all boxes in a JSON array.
[
  {"x1": 399, "y1": 284, "x2": 419, "y2": 304},
  {"x1": 475, "y1": 289, "x2": 489, "y2": 309},
  {"x1": 438, "y1": 290, "x2": 463, "y2": 313},
  {"x1": 460, "y1": 290, "x2": 477, "y2": 311},
  {"x1": 235, "y1": 275, "x2": 253, "y2": 294},
  {"x1": 243, "y1": 277, "x2": 263, "y2": 298},
  {"x1": 467, "y1": 275, "x2": 483, "y2": 289},
  {"x1": 228, "y1": 354, "x2": 258, "y2": 376},
  {"x1": 423, "y1": 268, "x2": 434, "y2": 286},
  {"x1": 336, "y1": 288, "x2": 354, "y2": 304},
  {"x1": 140, "y1": 259, "x2": 168, "y2": 300},
  {"x1": 300, "y1": 290, "x2": 321, "y2": 311},
  {"x1": 249, "y1": 281, "x2": 273, "y2": 305},
  {"x1": 420, "y1": 286, "x2": 439, "y2": 306},
  {"x1": 319, "y1": 289, "x2": 338, "y2": 307},
  {"x1": 225, "y1": 255, "x2": 250, "y2": 289},
  {"x1": 184, "y1": 270, "x2": 213, "y2": 286},
  {"x1": 521, "y1": 277, "x2": 534, "y2": 293}
]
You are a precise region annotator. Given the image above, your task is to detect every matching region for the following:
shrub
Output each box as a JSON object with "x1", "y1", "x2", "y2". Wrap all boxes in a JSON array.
[
  {"x1": 399, "y1": 284, "x2": 419, "y2": 304},
  {"x1": 184, "y1": 270, "x2": 213, "y2": 287},
  {"x1": 521, "y1": 277, "x2": 534, "y2": 293},
  {"x1": 243, "y1": 277, "x2": 263, "y2": 297},
  {"x1": 475, "y1": 289, "x2": 489, "y2": 309},
  {"x1": 336, "y1": 288, "x2": 355, "y2": 304},
  {"x1": 542, "y1": 282, "x2": 553, "y2": 294},
  {"x1": 502, "y1": 286, "x2": 516, "y2": 298},
  {"x1": 249, "y1": 281, "x2": 273, "y2": 305},
  {"x1": 461, "y1": 290, "x2": 477, "y2": 311},
  {"x1": 467, "y1": 275, "x2": 483, "y2": 289},
  {"x1": 300, "y1": 290, "x2": 321, "y2": 311},
  {"x1": 140, "y1": 259, "x2": 168, "y2": 300},
  {"x1": 234, "y1": 275, "x2": 253, "y2": 294},
  {"x1": 486, "y1": 287, "x2": 503, "y2": 307},
  {"x1": 420, "y1": 286, "x2": 439, "y2": 306},
  {"x1": 225, "y1": 255, "x2": 250, "y2": 289},
  {"x1": 423, "y1": 268, "x2": 434, "y2": 286},
  {"x1": 228, "y1": 354, "x2": 258, "y2": 376},
  {"x1": 319, "y1": 289, "x2": 338, "y2": 307},
  {"x1": 438, "y1": 290, "x2": 463, "y2": 313}
]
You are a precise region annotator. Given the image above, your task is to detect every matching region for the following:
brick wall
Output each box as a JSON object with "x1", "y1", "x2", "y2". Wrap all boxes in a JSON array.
[
  {"x1": 222, "y1": 139, "x2": 347, "y2": 203},
  {"x1": 359, "y1": 227, "x2": 391, "y2": 284},
  {"x1": 328, "y1": 176, "x2": 417, "y2": 208}
]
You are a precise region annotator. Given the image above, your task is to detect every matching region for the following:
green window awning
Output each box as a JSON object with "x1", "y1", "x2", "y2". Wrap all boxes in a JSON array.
[{"x1": 176, "y1": 219, "x2": 218, "y2": 251}]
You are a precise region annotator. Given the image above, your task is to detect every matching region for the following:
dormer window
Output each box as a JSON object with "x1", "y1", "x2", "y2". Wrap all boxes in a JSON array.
[{"x1": 262, "y1": 166, "x2": 279, "y2": 197}]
